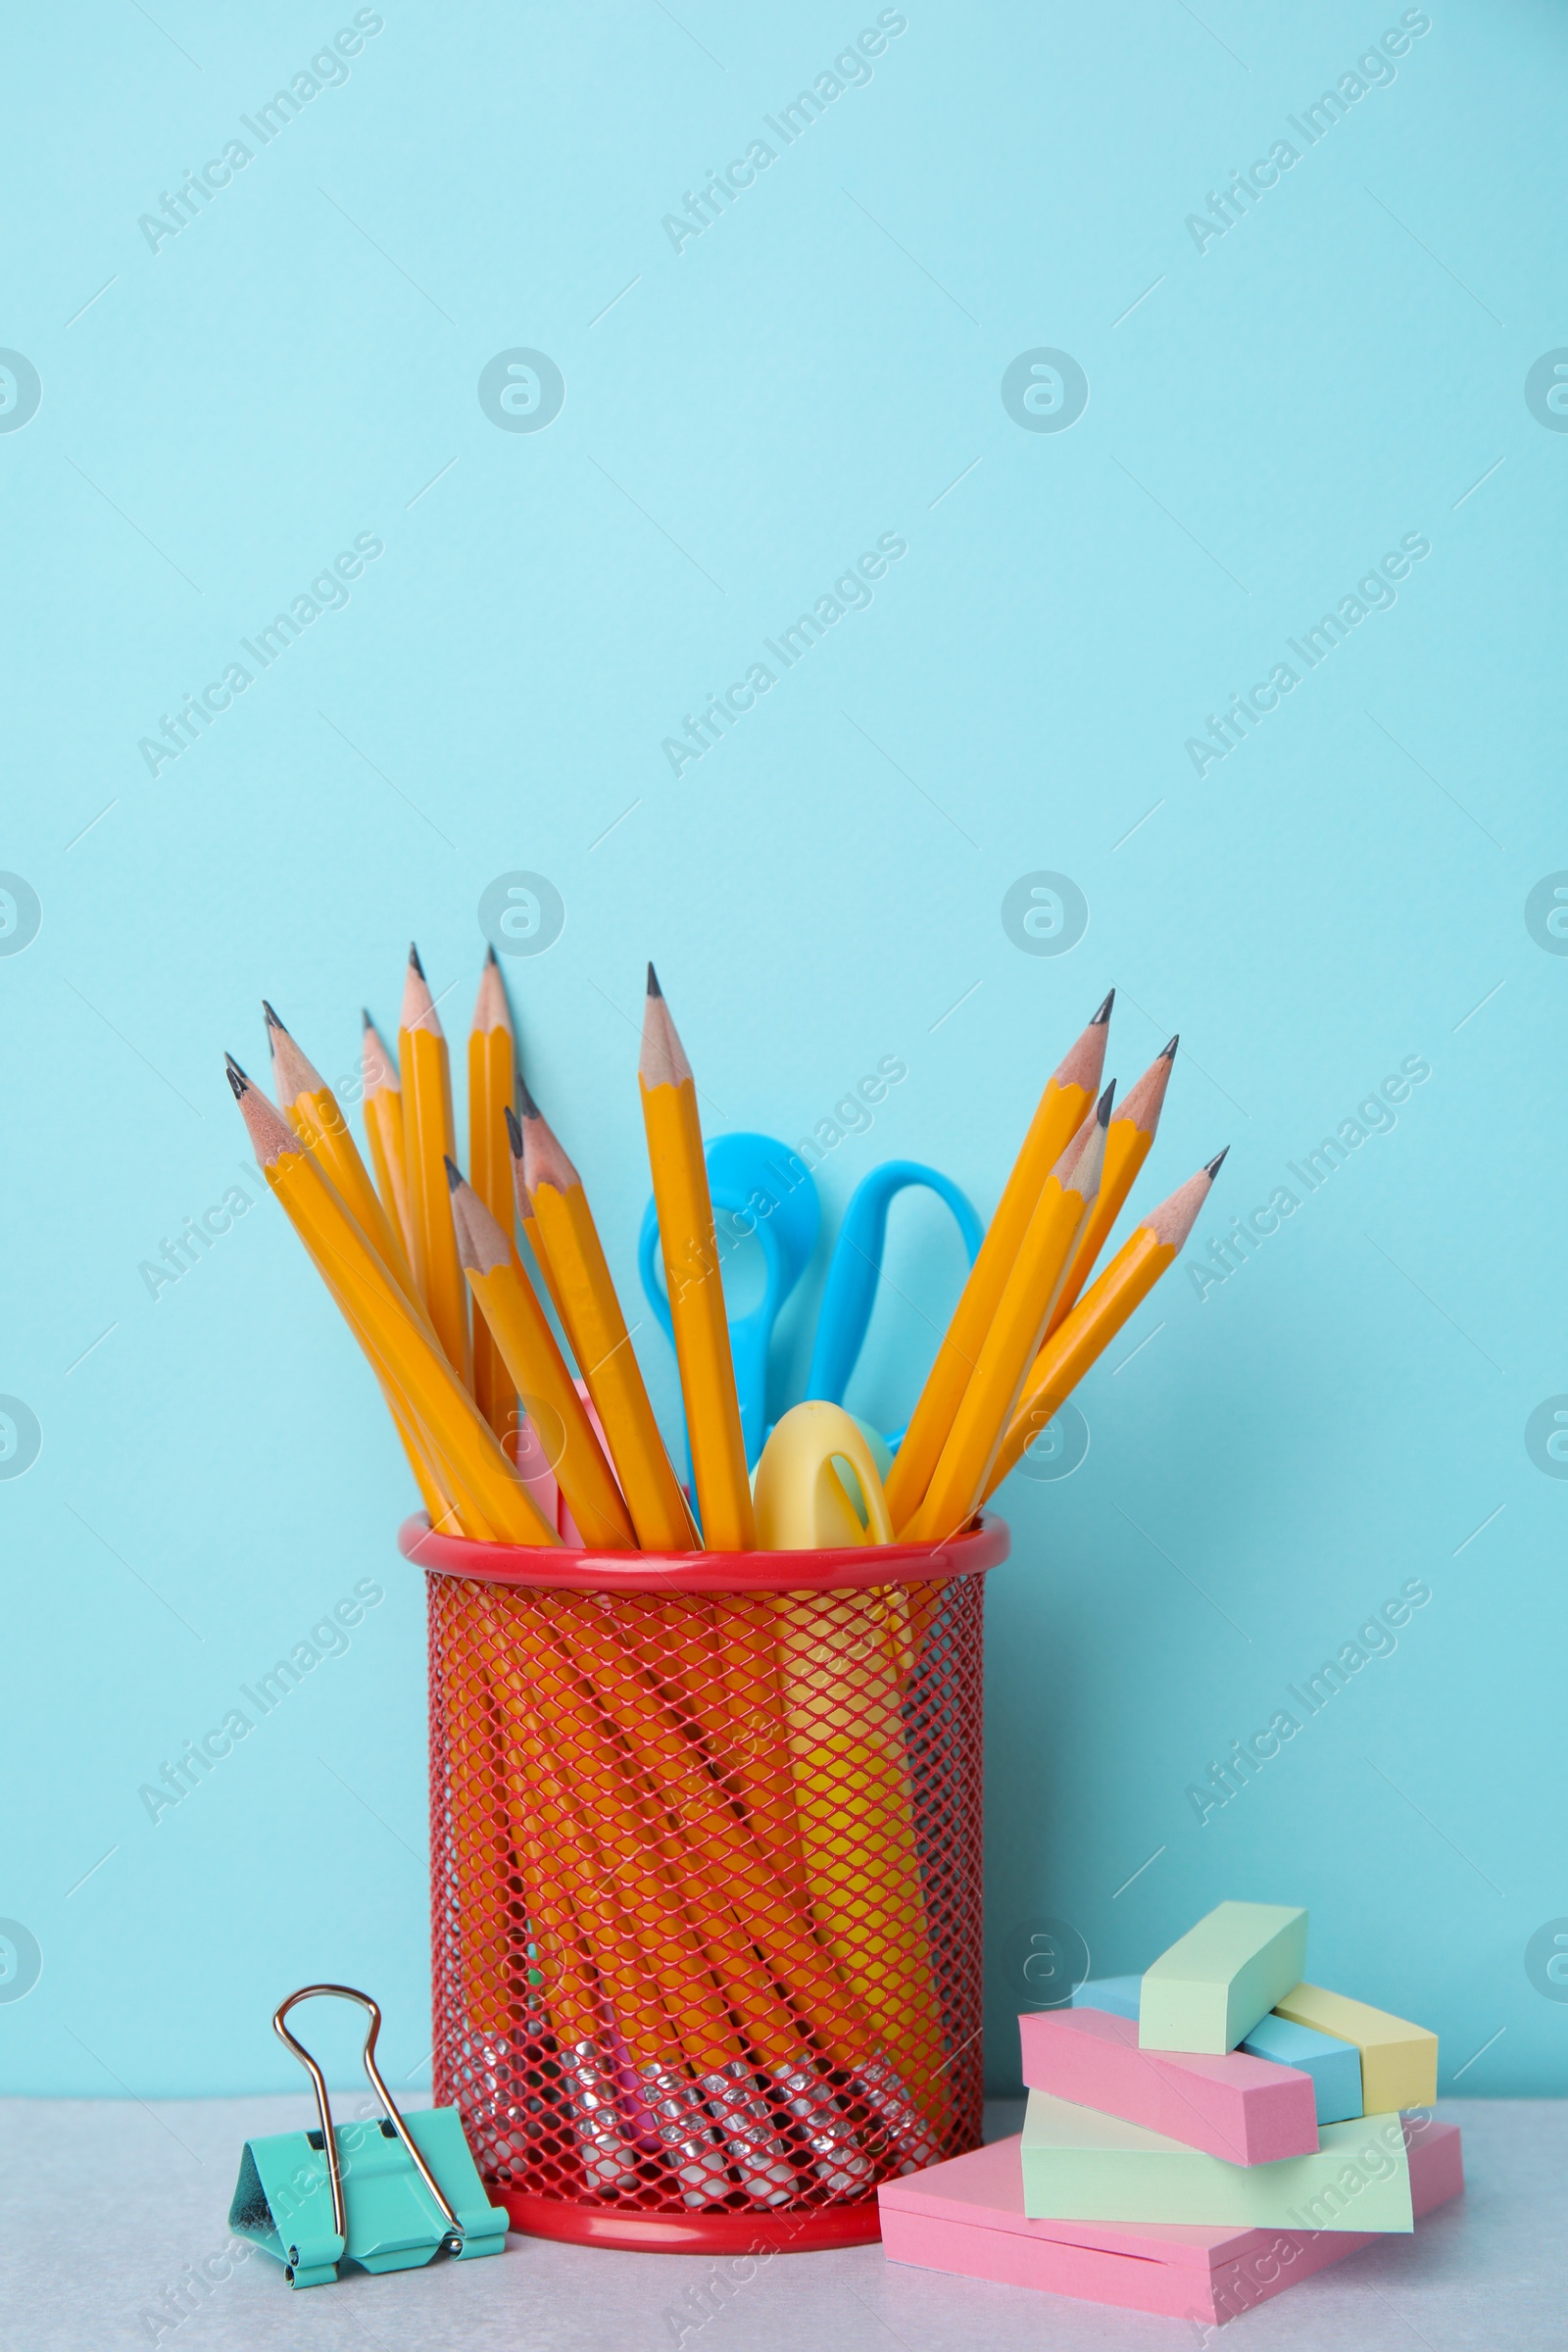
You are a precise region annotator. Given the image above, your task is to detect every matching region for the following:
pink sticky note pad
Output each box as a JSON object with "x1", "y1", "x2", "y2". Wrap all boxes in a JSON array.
[
  {"x1": 878, "y1": 2117, "x2": 1463, "y2": 2327},
  {"x1": 1019, "y1": 2005, "x2": 1318, "y2": 2164}
]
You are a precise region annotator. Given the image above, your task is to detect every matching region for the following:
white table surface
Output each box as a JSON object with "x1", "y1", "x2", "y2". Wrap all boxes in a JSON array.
[{"x1": 1, "y1": 2093, "x2": 1554, "y2": 2348}]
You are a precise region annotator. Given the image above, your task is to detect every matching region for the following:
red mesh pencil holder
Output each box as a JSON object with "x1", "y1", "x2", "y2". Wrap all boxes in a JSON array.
[{"x1": 399, "y1": 1512, "x2": 1008, "y2": 2252}]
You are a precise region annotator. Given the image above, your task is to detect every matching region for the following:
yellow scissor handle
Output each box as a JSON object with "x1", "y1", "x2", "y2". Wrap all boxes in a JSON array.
[{"x1": 752, "y1": 1401, "x2": 894, "y2": 1550}]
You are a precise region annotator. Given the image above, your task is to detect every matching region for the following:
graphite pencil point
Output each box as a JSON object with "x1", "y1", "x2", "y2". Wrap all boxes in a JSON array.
[
  {"x1": 1204, "y1": 1147, "x2": 1230, "y2": 1179},
  {"x1": 444, "y1": 1154, "x2": 464, "y2": 1193},
  {"x1": 1161, "y1": 1034, "x2": 1179, "y2": 1059},
  {"x1": 1108, "y1": 1044, "x2": 1178, "y2": 1146},
  {"x1": 471, "y1": 947, "x2": 510, "y2": 1037},
  {"x1": 408, "y1": 942, "x2": 424, "y2": 978},
  {"x1": 1092, "y1": 989, "x2": 1115, "y2": 1025},
  {"x1": 504, "y1": 1103, "x2": 524, "y2": 1158},
  {"x1": 638, "y1": 975, "x2": 691, "y2": 1090},
  {"x1": 401, "y1": 951, "x2": 440, "y2": 1038}
]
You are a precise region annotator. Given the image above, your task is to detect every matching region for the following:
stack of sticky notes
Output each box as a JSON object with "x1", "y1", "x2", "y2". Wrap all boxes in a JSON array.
[{"x1": 879, "y1": 1902, "x2": 1460, "y2": 2328}]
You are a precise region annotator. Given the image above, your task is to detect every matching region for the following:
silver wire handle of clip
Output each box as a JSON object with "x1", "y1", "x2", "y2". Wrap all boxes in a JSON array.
[{"x1": 272, "y1": 1984, "x2": 463, "y2": 2250}]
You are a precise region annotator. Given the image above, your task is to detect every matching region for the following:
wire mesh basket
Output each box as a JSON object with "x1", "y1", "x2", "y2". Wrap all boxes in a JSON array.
[{"x1": 403, "y1": 1512, "x2": 1007, "y2": 2251}]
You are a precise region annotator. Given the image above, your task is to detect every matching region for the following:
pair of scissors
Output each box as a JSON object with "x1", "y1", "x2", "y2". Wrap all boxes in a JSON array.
[{"x1": 639, "y1": 1137, "x2": 981, "y2": 1469}]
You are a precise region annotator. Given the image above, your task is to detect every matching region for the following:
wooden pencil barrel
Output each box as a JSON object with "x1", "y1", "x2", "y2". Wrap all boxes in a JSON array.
[{"x1": 405, "y1": 1512, "x2": 1006, "y2": 2253}]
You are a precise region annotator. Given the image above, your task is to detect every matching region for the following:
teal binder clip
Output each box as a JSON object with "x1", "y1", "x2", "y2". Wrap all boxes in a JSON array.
[{"x1": 229, "y1": 1984, "x2": 509, "y2": 2288}]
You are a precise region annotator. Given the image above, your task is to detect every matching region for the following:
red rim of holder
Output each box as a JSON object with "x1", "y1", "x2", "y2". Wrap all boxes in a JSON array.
[{"x1": 399, "y1": 1509, "x2": 1010, "y2": 1595}]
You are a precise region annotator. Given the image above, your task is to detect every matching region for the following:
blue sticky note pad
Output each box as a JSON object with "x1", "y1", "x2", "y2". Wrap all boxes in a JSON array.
[
  {"x1": 1241, "y1": 2013, "x2": 1363, "y2": 2123},
  {"x1": 1070, "y1": 1975, "x2": 1144, "y2": 2022}
]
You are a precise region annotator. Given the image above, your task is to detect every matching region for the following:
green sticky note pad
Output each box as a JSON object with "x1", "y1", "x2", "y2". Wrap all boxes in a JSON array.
[
  {"x1": 1140, "y1": 1901, "x2": 1308, "y2": 2053},
  {"x1": 1021, "y1": 2090, "x2": 1413, "y2": 2231}
]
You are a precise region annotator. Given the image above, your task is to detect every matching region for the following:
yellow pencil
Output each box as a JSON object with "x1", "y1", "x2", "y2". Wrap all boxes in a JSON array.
[
  {"x1": 638, "y1": 965, "x2": 754, "y2": 1552},
  {"x1": 361, "y1": 1011, "x2": 414, "y2": 1263},
  {"x1": 448, "y1": 1158, "x2": 636, "y2": 1551},
  {"x1": 467, "y1": 948, "x2": 517, "y2": 1442},
  {"x1": 510, "y1": 1094, "x2": 697, "y2": 1551},
  {"x1": 905, "y1": 1085, "x2": 1112, "y2": 1544},
  {"x1": 229, "y1": 1061, "x2": 556, "y2": 1544},
  {"x1": 1045, "y1": 1037, "x2": 1177, "y2": 1341},
  {"x1": 984, "y1": 1151, "x2": 1226, "y2": 1499},
  {"x1": 226, "y1": 1056, "x2": 459, "y2": 1532},
  {"x1": 503, "y1": 1078, "x2": 573, "y2": 1336},
  {"x1": 885, "y1": 991, "x2": 1112, "y2": 1533},
  {"x1": 265, "y1": 1002, "x2": 416, "y2": 1300},
  {"x1": 400, "y1": 944, "x2": 471, "y2": 1388}
]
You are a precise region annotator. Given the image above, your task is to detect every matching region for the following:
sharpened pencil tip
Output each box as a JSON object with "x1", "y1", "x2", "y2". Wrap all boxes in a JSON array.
[
  {"x1": 514, "y1": 1068, "x2": 539, "y2": 1120},
  {"x1": 1204, "y1": 1147, "x2": 1229, "y2": 1180},
  {"x1": 408, "y1": 942, "x2": 424, "y2": 978},
  {"x1": 504, "y1": 1103, "x2": 524, "y2": 1158},
  {"x1": 1162, "y1": 1034, "x2": 1179, "y2": 1059},
  {"x1": 484, "y1": 941, "x2": 498, "y2": 967},
  {"x1": 646, "y1": 960, "x2": 662, "y2": 999},
  {"x1": 1092, "y1": 988, "x2": 1114, "y2": 1025},
  {"x1": 261, "y1": 1000, "x2": 285, "y2": 1034},
  {"x1": 1097, "y1": 1079, "x2": 1116, "y2": 1124},
  {"x1": 443, "y1": 1154, "x2": 464, "y2": 1194},
  {"x1": 224, "y1": 1054, "x2": 248, "y2": 1099},
  {"x1": 362, "y1": 1006, "x2": 374, "y2": 1031}
]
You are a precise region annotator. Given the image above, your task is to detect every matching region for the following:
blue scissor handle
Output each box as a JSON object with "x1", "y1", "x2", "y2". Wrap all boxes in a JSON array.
[{"x1": 805, "y1": 1160, "x2": 983, "y2": 1430}]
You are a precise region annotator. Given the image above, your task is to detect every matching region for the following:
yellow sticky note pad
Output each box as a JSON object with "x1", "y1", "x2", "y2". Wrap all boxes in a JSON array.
[{"x1": 1273, "y1": 1983, "x2": 1437, "y2": 2111}]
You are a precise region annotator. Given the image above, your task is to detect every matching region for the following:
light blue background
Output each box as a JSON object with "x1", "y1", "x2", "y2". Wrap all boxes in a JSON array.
[{"x1": 1, "y1": 1, "x2": 1563, "y2": 2104}]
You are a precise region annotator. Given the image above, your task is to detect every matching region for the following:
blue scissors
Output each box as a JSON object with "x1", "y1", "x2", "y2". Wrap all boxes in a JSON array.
[{"x1": 640, "y1": 1137, "x2": 981, "y2": 1468}]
